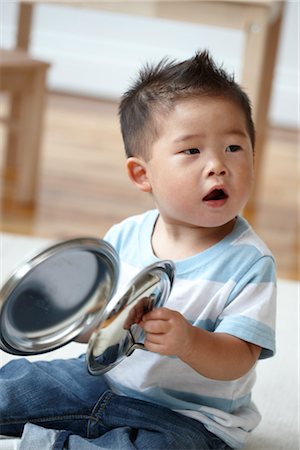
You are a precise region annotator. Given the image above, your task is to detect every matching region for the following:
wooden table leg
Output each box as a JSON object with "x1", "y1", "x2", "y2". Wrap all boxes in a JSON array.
[
  {"x1": 241, "y1": 2, "x2": 284, "y2": 209},
  {"x1": 16, "y1": 3, "x2": 34, "y2": 51},
  {"x1": 5, "y1": 4, "x2": 35, "y2": 173},
  {"x1": 12, "y1": 66, "x2": 48, "y2": 203}
]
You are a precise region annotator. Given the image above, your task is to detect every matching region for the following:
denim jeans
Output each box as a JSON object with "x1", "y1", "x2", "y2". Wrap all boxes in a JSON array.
[{"x1": 0, "y1": 355, "x2": 231, "y2": 449}]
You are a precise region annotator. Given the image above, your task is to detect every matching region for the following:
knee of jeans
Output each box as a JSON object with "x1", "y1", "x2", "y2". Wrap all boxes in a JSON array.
[
  {"x1": 0, "y1": 361, "x2": 24, "y2": 413},
  {"x1": 1, "y1": 358, "x2": 31, "y2": 378},
  {"x1": 1, "y1": 359, "x2": 36, "y2": 402}
]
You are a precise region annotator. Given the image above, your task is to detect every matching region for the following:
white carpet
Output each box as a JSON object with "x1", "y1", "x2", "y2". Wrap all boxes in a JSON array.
[{"x1": 0, "y1": 232, "x2": 299, "y2": 450}]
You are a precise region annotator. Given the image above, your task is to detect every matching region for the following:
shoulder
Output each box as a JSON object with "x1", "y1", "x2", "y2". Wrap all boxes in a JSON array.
[
  {"x1": 223, "y1": 216, "x2": 276, "y2": 284},
  {"x1": 179, "y1": 217, "x2": 275, "y2": 283},
  {"x1": 231, "y1": 216, "x2": 273, "y2": 258},
  {"x1": 103, "y1": 209, "x2": 158, "y2": 252}
]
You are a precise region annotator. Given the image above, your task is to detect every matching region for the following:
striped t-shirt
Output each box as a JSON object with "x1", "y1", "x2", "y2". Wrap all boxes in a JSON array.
[{"x1": 103, "y1": 210, "x2": 276, "y2": 449}]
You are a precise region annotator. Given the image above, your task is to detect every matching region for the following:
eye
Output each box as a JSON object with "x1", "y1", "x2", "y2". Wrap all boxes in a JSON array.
[
  {"x1": 225, "y1": 145, "x2": 241, "y2": 153},
  {"x1": 182, "y1": 148, "x2": 200, "y2": 155}
]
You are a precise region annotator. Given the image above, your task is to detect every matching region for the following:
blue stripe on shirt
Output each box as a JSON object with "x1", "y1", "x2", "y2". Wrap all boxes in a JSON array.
[
  {"x1": 215, "y1": 315, "x2": 276, "y2": 358},
  {"x1": 107, "y1": 380, "x2": 252, "y2": 414}
]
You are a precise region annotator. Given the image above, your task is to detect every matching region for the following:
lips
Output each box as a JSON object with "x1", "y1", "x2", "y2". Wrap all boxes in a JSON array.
[{"x1": 203, "y1": 188, "x2": 228, "y2": 202}]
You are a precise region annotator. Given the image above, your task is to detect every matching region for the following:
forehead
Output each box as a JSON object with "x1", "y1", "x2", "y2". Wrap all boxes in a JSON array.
[{"x1": 155, "y1": 96, "x2": 249, "y2": 138}]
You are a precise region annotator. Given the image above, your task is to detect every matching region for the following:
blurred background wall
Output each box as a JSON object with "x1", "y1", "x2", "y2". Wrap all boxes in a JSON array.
[{"x1": 2, "y1": 1, "x2": 299, "y2": 128}]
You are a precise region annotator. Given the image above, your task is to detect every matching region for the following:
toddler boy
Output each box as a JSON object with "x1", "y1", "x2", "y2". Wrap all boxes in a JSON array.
[{"x1": 0, "y1": 50, "x2": 276, "y2": 450}]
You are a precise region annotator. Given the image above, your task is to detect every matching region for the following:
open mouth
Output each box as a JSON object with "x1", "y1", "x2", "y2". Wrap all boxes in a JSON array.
[{"x1": 203, "y1": 189, "x2": 228, "y2": 202}]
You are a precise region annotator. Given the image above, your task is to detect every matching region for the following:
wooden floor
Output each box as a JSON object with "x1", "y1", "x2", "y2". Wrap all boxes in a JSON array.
[{"x1": 0, "y1": 93, "x2": 299, "y2": 281}]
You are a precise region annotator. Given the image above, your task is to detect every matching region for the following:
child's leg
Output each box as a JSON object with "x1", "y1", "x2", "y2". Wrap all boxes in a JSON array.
[
  {"x1": 87, "y1": 392, "x2": 231, "y2": 449},
  {"x1": 0, "y1": 355, "x2": 110, "y2": 437},
  {"x1": 18, "y1": 393, "x2": 231, "y2": 449},
  {"x1": 1, "y1": 357, "x2": 232, "y2": 449}
]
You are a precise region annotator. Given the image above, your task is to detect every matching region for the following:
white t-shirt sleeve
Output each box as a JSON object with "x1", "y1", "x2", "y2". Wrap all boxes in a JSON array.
[{"x1": 215, "y1": 256, "x2": 276, "y2": 358}]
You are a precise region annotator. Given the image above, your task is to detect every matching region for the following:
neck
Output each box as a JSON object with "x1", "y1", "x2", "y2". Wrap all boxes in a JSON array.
[{"x1": 151, "y1": 216, "x2": 236, "y2": 260}]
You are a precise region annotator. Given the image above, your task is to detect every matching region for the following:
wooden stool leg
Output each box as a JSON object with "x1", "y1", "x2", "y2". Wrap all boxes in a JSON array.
[{"x1": 13, "y1": 67, "x2": 48, "y2": 204}]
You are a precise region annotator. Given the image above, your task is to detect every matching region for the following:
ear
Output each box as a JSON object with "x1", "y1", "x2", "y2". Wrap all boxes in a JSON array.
[{"x1": 126, "y1": 157, "x2": 152, "y2": 193}]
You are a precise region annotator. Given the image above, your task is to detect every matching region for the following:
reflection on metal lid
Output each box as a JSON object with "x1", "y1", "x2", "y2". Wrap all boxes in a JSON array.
[{"x1": 86, "y1": 260, "x2": 175, "y2": 375}]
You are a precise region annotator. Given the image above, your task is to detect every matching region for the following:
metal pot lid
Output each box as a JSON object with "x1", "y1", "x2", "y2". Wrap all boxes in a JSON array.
[
  {"x1": 86, "y1": 260, "x2": 175, "y2": 375},
  {"x1": 0, "y1": 238, "x2": 119, "y2": 355}
]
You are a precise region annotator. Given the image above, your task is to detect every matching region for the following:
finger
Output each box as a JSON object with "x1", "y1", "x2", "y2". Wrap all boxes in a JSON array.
[
  {"x1": 142, "y1": 307, "x2": 172, "y2": 322},
  {"x1": 144, "y1": 339, "x2": 167, "y2": 355},
  {"x1": 142, "y1": 319, "x2": 169, "y2": 334},
  {"x1": 144, "y1": 331, "x2": 165, "y2": 343}
]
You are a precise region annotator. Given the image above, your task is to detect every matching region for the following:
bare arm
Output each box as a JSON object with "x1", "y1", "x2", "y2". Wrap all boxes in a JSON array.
[{"x1": 140, "y1": 307, "x2": 261, "y2": 380}]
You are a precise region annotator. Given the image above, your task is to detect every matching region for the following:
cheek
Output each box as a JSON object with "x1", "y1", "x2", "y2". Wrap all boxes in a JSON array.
[
  {"x1": 149, "y1": 163, "x2": 182, "y2": 192},
  {"x1": 151, "y1": 173, "x2": 191, "y2": 209},
  {"x1": 155, "y1": 179, "x2": 182, "y2": 200},
  {"x1": 246, "y1": 162, "x2": 255, "y2": 188},
  {"x1": 236, "y1": 163, "x2": 254, "y2": 203},
  {"x1": 236, "y1": 157, "x2": 254, "y2": 183}
]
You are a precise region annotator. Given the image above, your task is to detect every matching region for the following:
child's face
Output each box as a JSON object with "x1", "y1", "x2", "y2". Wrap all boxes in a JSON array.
[{"x1": 132, "y1": 96, "x2": 254, "y2": 229}]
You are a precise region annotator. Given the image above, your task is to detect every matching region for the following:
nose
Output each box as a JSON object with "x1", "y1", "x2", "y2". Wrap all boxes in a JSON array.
[{"x1": 205, "y1": 156, "x2": 227, "y2": 177}]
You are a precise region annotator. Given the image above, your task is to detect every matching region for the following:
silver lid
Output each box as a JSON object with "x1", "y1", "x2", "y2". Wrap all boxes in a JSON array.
[
  {"x1": 86, "y1": 260, "x2": 175, "y2": 375},
  {"x1": 0, "y1": 238, "x2": 119, "y2": 355}
]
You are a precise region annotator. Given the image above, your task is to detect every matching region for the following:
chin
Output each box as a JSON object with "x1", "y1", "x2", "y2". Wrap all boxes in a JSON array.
[{"x1": 199, "y1": 215, "x2": 238, "y2": 229}]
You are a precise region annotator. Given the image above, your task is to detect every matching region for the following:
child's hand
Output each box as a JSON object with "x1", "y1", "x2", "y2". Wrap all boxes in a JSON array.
[
  {"x1": 140, "y1": 307, "x2": 261, "y2": 379},
  {"x1": 140, "y1": 307, "x2": 193, "y2": 358}
]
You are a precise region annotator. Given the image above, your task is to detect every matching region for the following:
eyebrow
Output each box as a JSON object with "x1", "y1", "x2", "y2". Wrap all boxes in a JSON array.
[
  {"x1": 225, "y1": 129, "x2": 248, "y2": 138},
  {"x1": 173, "y1": 129, "x2": 248, "y2": 143},
  {"x1": 173, "y1": 134, "x2": 204, "y2": 143}
]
